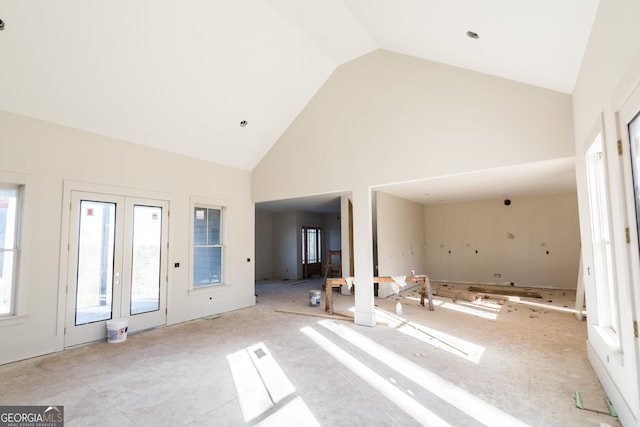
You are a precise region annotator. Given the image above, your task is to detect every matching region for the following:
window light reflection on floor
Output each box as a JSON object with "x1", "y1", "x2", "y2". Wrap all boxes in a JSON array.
[
  {"x1": 439, "y1": 301, "x2": 498, "y2": 320},
  {"x1": 513, "y1": 299, "x2": 586, "y2": 315},
  {"x1": 375, "y1": 307, "x2": 486, "y2": 364},
  {"x1": 457, "y1": 299, "x2": 502, "y2": 312},
  {"x1": 226, "y1": 342, "x2": 319, "y2": 425},
  {"x1": 406, "y1": 294, "x2": 500, "y2": 319},
  {"x1": 314, "y1": 320, "x2": 529, "y2": 427},
  {"x1": 300, "y1": 326, "x2": 453, "y2": 427}
]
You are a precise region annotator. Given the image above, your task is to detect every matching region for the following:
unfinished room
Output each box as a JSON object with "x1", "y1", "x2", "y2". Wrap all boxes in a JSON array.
[{"x1": 1, "y1": 1, "x2": 639, "y2": 426}]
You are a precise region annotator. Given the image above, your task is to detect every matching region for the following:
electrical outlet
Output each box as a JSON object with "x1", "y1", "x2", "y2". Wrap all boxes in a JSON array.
[{"x1": 493, "y1": 273, "x2": 501, "y2": 278}]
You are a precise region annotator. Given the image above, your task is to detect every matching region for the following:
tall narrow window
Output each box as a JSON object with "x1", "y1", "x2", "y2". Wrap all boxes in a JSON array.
[
  {"x1": 193, "y1": 206, "x2": 224, "y2": 287},
  {"x1": 586, "y1": 134, "x2": 618, "y2": 333},
  {"x1": 628, "y1": 112, "x2": 640, "y2": 254},
  {"x1": 0, "y1": 185, "x2": 21, "y2": 316}
]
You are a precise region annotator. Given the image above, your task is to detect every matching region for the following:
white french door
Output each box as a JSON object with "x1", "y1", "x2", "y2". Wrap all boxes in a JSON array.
[{"x1": 65, "y1": 191, "x2": 168, "y2": 347}]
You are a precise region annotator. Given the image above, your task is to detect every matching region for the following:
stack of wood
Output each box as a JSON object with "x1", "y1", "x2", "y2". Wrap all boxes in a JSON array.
[{"x1": 432, "y1": 283, "x2": 542, "y2": 302}]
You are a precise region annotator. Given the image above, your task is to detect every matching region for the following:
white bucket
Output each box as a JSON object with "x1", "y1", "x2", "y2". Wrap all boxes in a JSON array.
[
  {"x1": 309, "y1": 290, "x2": 321, "y2": 307},
  {"x1": 106, "y1": 318, "x2": 129, "y2": 343}
]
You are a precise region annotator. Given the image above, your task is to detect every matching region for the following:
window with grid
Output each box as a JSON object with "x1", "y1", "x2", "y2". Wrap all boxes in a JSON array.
[{"x1": 192, "y1": 205, "x2": 224, "y2": 288}]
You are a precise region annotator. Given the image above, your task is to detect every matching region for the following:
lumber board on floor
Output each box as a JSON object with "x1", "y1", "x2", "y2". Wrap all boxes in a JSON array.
[
  {"x1": 468, "y1": 285, "x2": 542, "y2": 298},
  {"x1": 432, "y1": 288, "x2": 480, "y2": 302},
  {"x1": 275, "y1": 309, "x2": 354, "y2": 321}
]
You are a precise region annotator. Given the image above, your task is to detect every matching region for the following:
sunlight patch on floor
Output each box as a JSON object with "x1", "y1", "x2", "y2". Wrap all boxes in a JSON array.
[
  {"x1": 438, "y1": 300, "x2": 498, "y2": 320},
  {"x1": 300, "y1": 326, "x2": 453, "y2": 427},
  {"x1": 227, "y1": 342, "x2": 319, "y2": 425},
  {"x1": 315, "y1": 320, "x2": 530, "y2": 427},
  {"x1": 513, "y1": 299, "x2": 586, "y2": 315},
  {"x1": 374, "y1": 307, "x2": 485, "y2": 363}
]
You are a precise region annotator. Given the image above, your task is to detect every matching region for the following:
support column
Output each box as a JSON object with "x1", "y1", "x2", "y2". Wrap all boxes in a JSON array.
[{"x1": 352, "y1": 186, "x2": 375, "y2": 327}]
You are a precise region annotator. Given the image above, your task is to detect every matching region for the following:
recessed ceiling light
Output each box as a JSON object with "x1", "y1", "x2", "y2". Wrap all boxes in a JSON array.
[
  {"x1": 466, "y1": 31, "x2": 479, "y2": 39},
  {"x1": 240, "y1": 120, "x2": 248, "y2": 127}
]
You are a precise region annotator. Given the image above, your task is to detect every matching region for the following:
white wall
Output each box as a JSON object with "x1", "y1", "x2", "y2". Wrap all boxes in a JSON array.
[
  {"x1": 375, "y1": 192, "x2": 426, "y2": 297},
  {"x1": 323, "y1": 213, "x2": 342, "y2": 254},
  {"x1": 256, "y1": 210, "x2": 341, "y2": 281},
  {"x1": 572, "y1": 2, "x2": 640, "y2": 425},
  {"x1": 255, "y1": 210, "x2": 273, "y2": 280},
  {"x1": 424, "y1": 194, "x2": 580, "y2": 288},
  {"x1": 0, "y1": 110, "x2": 255, "y2": 365},
  {"x1": 253, "y1": 49, "x2": 574, "y2": 202},
  {"x1": 271, "y1": 211, "x2": 298, "y2": 280}
]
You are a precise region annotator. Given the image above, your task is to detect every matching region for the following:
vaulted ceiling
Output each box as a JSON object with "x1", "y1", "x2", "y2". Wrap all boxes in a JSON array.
[{"x1": 0, "y1": 1, "x2": 599, "y2": 207}]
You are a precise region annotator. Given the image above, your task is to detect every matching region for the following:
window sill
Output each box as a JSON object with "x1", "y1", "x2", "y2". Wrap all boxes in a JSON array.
[
  {"x1": 188, "y1": 283, "x2": 229, "y2": 296},
  {"x1": 593, "y1": 325, "x2": 624, "y2": 365},
  {"x1": 0, "y1": 314, "x2": 29, "y2": 328}
]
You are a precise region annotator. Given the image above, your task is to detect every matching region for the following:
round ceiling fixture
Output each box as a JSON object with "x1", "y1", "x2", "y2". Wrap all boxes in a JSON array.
[
  {"x1": 240, "y1": 120, "x2": 247, "y2": 127},
  {"x1": 0, "y1": 18, "x2": 5, "y2": 31},
  {"x1": 466, "y1": 31, "x2": 479, "y2": 39}
]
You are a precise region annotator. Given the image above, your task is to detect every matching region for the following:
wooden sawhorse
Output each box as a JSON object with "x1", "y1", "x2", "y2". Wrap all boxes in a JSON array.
[{"x1": 324, "y1": 275, "x2": 434, "y2": 315}]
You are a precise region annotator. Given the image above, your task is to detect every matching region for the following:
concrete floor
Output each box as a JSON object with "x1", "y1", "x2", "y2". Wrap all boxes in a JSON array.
[{"x1": 0, "y1": 279, "x2": 621, "y2": 426}]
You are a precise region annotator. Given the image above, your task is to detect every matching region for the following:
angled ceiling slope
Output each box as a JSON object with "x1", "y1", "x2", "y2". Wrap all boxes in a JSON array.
[{"x1": 0, "y1": 1, "x2": 598, "y2": 172}]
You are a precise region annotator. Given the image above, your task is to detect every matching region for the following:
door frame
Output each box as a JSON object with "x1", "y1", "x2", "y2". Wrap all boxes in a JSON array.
[
  {"x1": 301, "y1": 226, "x2": 322, "y2": 278},
  {"x1": 57, "y1": 181, "x2": 171, "y2": 347}
]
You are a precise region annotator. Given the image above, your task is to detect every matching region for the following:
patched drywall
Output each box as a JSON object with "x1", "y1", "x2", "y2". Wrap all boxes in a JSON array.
[{"x1": 424, "y1": 193, "x2": 580, "y2": 289}]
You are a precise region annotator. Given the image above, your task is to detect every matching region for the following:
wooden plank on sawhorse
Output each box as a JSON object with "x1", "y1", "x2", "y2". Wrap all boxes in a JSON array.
[{"x1": 324, "y1": 275, "x2": 434, "y2": 315}]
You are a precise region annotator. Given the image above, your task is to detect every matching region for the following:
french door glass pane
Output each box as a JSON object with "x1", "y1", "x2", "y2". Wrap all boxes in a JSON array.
[
  {"x1": 76, "y1": 201, "x2": 115, "y2": 325},
  {"x1": 130, "y1": 205, "x2": 162, "y2": 315}
]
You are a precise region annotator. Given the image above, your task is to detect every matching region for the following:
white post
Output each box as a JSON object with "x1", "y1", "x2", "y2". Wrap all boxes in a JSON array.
[{"x1": 352, "y1": 186, "x2": 375, "y2": 327}]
